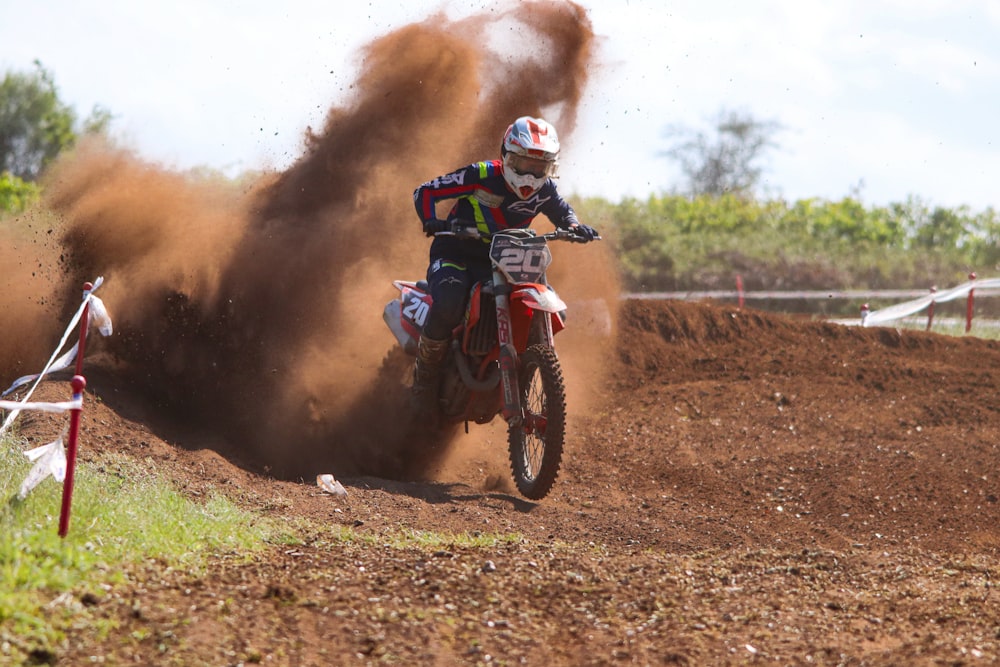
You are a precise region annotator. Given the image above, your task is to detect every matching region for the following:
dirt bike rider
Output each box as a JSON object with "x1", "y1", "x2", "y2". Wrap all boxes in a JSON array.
[{"x1": 410, "y1": 115, "x2": 599, "y2": 413}]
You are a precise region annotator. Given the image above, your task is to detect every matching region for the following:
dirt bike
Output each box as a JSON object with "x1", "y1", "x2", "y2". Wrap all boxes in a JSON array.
[{"x1": 382, "y1": 222, "x2": 598, "y2": 500}]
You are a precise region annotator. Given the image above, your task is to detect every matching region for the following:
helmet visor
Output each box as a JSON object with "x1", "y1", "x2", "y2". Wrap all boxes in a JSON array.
[{"x1": 507, "y1": 153, "x2": 557, "y2": 179}]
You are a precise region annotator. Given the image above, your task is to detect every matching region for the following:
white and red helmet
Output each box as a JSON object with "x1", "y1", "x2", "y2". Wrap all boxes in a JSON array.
[{"x1": 501, "y1": 116, "x2": 560, "y2": 199}]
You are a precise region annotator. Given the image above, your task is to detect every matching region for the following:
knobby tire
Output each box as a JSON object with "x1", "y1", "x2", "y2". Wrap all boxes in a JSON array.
[{"x1": 508, "y1": 344, "x2": 566, "y2": 500}]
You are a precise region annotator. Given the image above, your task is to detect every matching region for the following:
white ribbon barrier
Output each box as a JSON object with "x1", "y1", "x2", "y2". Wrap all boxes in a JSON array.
[
  {"x1": 0, "y1": 277, "x2": 111, "y2": 436},
  {"x1": 1, "y1": 278, "x2": 110, "y2": 503},
  {"x1": 862, "y1": 277, "x2": 1000, "y2": 327},
  {"x1": 0, "y1": 398, "x2": 84, "y2": 413}
]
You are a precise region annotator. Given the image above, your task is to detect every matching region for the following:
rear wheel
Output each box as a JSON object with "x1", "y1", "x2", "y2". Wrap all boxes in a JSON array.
[{"x1": 508, "y1": 344, "x2": 566, "y2": 500}]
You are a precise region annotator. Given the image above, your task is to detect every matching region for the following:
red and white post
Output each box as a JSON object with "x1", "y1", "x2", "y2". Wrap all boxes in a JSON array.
[
  {"x1": 58, "y1": 375, "x2": 86, "y2": 538},
  {"x1": 926, "y1": 286, "x2": 937, "y2": 331},
  {"x1": 966, "y1": 272, "x2": 977, "y2": 333},
  {"x1": 58, "y1": 281, "x2": 94, "y2": 538}
]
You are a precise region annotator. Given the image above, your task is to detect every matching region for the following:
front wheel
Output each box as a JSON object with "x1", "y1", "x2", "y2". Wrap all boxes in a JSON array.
[{"x1": 508, "y1": 344, "x2": 566, "y2": 500}]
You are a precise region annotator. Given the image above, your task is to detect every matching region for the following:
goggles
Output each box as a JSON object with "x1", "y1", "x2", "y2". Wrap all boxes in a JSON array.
[{"x1": 506, "y1": 153, "x2": 557, "y2": 179}]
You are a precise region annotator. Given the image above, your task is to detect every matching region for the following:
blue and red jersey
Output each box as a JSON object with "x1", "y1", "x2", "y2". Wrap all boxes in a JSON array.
[{"x1": 413, "y1": 159, "x2": 579, "y2": 260}]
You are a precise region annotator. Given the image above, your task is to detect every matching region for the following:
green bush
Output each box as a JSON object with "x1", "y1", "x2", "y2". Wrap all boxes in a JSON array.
[
  {"x1": 573, "y1": 193, "x2": 999, "y2": 296},
  {"x1": 0, "y1": 171, "x2": 40, "y2": 214}
]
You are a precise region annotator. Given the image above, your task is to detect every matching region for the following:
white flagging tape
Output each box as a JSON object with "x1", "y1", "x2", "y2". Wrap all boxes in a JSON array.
[
  {"x1": 862, "y1": 277, "x2": 1000, "y2": 327},
  {"x1": 0, "y1": 398, "x2": 84, "y2": 413},
  {"x1": 0, "y1": 396, "x2": 83, "y2": 498},
  {"x1": 18, "y1": 438, "x2": 67, "y2": 499},
  {"x1": 0, "y1": 277, "x2": 112, "y2": 437}
]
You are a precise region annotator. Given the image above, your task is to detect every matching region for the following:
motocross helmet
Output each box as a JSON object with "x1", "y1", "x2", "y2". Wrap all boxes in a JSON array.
[{"x1": 501, "y1": 116, "x2": 560, "y2": 199}]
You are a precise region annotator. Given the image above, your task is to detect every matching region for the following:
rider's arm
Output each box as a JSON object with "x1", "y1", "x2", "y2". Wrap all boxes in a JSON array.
[
  {"x1": 413, "y1": 164, "x2": 480, "y2": 226},
  {"x1": 540, "y1": 183, "x2": 599, "y2": 241},
  {"x1": 539, "y1": 183, "x2": 581, "y2": 229}
]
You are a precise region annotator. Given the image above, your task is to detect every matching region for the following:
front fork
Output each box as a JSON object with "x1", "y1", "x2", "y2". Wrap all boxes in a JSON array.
[{"x1": 492, "y1": 272, "x2": 522, "y2": 426}]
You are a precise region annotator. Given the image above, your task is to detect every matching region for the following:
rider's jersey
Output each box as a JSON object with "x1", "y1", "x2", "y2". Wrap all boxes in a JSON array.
[{"x1": 414, "y1": 159, "x2": 579, "y2": 261}]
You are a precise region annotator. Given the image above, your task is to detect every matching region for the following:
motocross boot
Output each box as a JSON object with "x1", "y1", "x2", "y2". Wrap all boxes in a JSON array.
[{"x1": 410, "y1": 334, "x2": 449, "y2": 415}]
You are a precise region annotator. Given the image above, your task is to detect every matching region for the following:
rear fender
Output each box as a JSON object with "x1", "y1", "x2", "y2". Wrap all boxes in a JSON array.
[{"x1": 384, "y1": 281, "x2": 432, "y2": 354}]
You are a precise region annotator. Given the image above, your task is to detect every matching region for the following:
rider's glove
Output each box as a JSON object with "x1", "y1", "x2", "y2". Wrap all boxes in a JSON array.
[
  {"x1": 569, "y1": 223, "x2": 599, "y2": 241},
  {"x1": 422, "y1": 219, "x2": 448, "y2": 237}
]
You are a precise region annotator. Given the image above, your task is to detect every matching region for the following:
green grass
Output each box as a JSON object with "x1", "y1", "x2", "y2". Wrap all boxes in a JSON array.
[
  {"x1": 0, "y1": 431, "x2": 294, "y2": 663},
  {"x1": 387, "y1": 528, "x2": 524, "y2": 550}
]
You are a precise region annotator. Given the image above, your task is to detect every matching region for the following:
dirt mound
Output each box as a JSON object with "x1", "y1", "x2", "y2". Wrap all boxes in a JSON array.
[{"x1": 584, "y1": 299, "x2": 1000, "y2": 557}]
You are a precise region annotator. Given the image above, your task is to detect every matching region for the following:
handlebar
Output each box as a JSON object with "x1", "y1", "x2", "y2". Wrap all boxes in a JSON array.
[{"x1": 435, "y1": 219, "x2": 601, "y2": 243}]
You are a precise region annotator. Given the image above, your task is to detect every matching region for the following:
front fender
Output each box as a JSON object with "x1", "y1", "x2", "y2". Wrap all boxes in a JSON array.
[{"x1": 513, "y1": 284, "x2": 567, "y2": 313}]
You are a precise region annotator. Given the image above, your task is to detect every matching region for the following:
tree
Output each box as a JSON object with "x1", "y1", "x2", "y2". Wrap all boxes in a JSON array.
[
  {"x1": 662, "y1": 108, "x2": 782, "y2": 198},
  {"x1": 0, "y1": 61, "x2": 111, "y2": 181}
]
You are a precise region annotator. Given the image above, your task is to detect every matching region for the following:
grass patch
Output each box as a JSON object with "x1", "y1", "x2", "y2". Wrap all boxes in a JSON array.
[
  {"x1": 309, "y1": 525, "x2": 524, "y2": 551},
  {"x1": 388, "y1": 529, "x2": 524, "y2": 550},
  {"x1": 0, "y1": 432, "x2": 294, "y2": 664}
]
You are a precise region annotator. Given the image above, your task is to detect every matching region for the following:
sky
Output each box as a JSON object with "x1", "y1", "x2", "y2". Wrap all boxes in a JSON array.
[{"x1": 2, "y1": 0, "x2": 999, "y2": 210}]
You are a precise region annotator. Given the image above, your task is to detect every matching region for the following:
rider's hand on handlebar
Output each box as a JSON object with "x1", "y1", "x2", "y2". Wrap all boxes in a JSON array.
[
  {"x1": 422, "y1": 219, "x2": 448, "y2": 237},
  {"x1": 568, "y1": 223, "x2": 600, "y2": 242}
]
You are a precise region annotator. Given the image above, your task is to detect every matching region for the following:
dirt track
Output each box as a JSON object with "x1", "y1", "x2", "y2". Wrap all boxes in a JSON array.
[
  {"x1": 17, "y1": 297, "x2": 1000, "y2": 666},
  {"x1": 8, "y1": 2, "x2": 998, "y2": 663}
]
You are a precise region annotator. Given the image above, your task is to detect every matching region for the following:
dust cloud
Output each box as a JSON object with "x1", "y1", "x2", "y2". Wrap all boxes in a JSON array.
[
  {"x1": 1, "y1": 1, "x2": 619, "y2": 483},
  {"x1": 0, "y1": 217, "x2": 66, "y2": 382}
]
